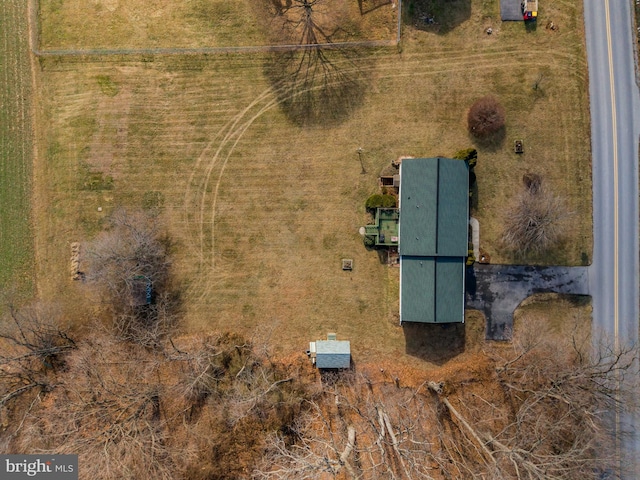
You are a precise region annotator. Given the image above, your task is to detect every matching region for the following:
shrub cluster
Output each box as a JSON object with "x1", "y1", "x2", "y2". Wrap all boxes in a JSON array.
[
  {"x1": 453, "y1": 148, "x2": 478, "y2": 169},
  {"x1": 365, "y1": 194, "x2": 396, "y2": 211}
]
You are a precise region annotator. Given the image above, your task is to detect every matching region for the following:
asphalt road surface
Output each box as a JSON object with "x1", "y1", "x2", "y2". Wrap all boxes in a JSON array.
[{"x1": 584, "y1": 0, "x2": 640, "y2": 476}]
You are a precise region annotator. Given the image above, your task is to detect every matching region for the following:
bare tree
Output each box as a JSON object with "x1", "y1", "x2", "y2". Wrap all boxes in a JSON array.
[
  {"x1": 0, "y1": 304, "x2": 75, "y2": 411},
  {"x1": 254, "y1": 373, "x2": 442, "y2": 479},
  {"x1": 15, "y1": 334, "x2": 178, "y2": 480},
  {"x1": 479, "y1": 318, "x2": 635, "y2": 479},
  {"x1": 502, "y1": 181, "x2": 570, "y2": 256},
  {"x1": 467, "y1": 96, "x2": 506, "y2": 138},
  {"x1": 169, "y1": 333, "x2": 313, "y2": 479},
  {"x1": 1, "y1": 319, "x2": 312, "y2": 479},
  {"x1": 85, "y1": 209, "x2": 178, "y2": 346},
  {"x1": 86, "y1": 208, "x2": 170, "y2": 301}
]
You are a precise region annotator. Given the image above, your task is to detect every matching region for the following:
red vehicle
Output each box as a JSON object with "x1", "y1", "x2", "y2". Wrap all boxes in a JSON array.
[{"x1": 522, "y1": 0, "x2": 538, "y2": 20}]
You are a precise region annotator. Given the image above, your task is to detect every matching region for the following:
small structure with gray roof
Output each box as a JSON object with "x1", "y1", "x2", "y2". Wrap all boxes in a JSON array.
[
  {"x1": 309, "y1": 333, "x2": 351, "y2": 369},
  {"x1": 399, "y1": 157, "x2": 469, "y2": 324}
]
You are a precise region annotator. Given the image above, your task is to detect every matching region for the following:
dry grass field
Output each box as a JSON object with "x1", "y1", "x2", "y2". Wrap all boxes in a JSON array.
[
  {"x1": 32, "y1": 0, "x2": 592, "y2": 364},
  {"x1": 514, "y1": 293, "x2": 592, "y2": 337},
  {"x1": 0, "y1": 0, "x2": 35, "y2": 303},
  {"x1": 38, "y1": 0, "x2": 397, "y2": 49}
]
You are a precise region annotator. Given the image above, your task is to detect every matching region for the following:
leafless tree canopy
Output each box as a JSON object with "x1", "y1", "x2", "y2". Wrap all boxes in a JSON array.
[
  {"x1": 86, "y1": 209, "x2": 170, "y2": 300},
  {"x1": 0, "y1": 304, "x2": 75, "y2": 412},
  {"x1": 1, "y1": 302, "x2": 636, "y2": 480},
  {"x1": 467, "y1": 96, "x2": 506, "y2": 138},
  {"x1": 502, "y1": 182, "x2": 570, "y2": 255},
  {"x1": 266, "y1": 0, "x2": 348, "y2": 45},
  {"x1": 4, "y1": 328, "x2": 311, "y2": 480},
  {"x1": 85, "y1": 209, "x2": 178, "y2": 346}
]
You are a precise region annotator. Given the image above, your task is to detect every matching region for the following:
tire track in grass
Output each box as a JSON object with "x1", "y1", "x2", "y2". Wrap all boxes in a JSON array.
[
  {"x1": 181, "y1": 88, "x2": 275, "y2": 297},
  {"x1": 183, "y1": 45, "x2": 586, "y2": 301},
  {"x1": 182, "y1": 52, "x2": 385, "y2": 299},
  {"x1": 183, "y1": 87, "x2": 278, "y2": 264},
  {"x1": 37, "y1": 45, "x2": 577, "y2": 301}
]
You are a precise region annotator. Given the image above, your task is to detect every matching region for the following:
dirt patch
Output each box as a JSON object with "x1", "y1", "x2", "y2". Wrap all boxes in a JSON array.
[
  {"x1": 85, "y1": 75, "x2": 131, "y2": 174},
  {"x1": 96, "y1": 0, "x2": 118, "y2": 12}
]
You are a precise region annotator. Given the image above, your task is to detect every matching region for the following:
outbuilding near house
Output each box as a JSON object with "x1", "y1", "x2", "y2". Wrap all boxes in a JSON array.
[{"x1": 309, "y1": 333, "x2": 351, "y2": 369}]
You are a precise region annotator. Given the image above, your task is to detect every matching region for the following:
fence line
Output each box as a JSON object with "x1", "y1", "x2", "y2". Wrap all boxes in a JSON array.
[{"x1": 32, "y1": 40, "x2": 397, "y2": 58}]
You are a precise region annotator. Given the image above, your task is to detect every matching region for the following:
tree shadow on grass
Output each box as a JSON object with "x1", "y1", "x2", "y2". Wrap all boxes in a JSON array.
[
  {"x1": 403, "y1": 322, "x2": 466, "y2": 365},
  {"x1": 405, "y1": 0, "x2": 471, "y2": 35},
  {"x1": 358, "y1": 0, "x2": 393, "y2": 15},
  {"x1": 259, "y1": 0, "x2": 374, "y2": 127},
  {"x1": 470, "y1": 126, "x2": 507, "y2": 152},
  {"x1": 264, "y1": 45, "x2": 372, "y2": 127}
]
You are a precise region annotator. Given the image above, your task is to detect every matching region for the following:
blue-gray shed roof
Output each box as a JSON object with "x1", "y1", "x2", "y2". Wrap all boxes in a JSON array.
[{"x1": 315, "y1": 340, "x2": 351, "y2": 369}]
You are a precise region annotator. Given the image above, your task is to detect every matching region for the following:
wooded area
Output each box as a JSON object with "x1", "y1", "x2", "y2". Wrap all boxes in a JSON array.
[{"x1": 1, "y1": 279, "x2": 636, "y2": 478}]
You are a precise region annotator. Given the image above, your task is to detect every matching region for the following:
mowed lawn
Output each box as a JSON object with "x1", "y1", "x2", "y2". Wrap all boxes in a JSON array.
[
  {"x1": 0, "y1": 0, "x2": 35, "y2": 302},
  {"x1": 38, "y1": 0, "x2": 397, "y2": 49},
  {"x1": 34, "y1": 0, "x2": 591, "y2": 364}
]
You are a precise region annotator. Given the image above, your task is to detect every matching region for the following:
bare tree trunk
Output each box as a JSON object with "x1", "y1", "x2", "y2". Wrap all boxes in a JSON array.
[{"x1": 428, "y1": 381, "x2": 496, "y2": 466}]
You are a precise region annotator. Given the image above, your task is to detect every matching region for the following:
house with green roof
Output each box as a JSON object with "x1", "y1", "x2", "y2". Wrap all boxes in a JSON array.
[{"x1": 399, "y1": 158, "x2": 469, "y2": 324}]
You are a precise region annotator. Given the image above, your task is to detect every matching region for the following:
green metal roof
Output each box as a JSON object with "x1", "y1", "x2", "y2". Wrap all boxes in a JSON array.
[
  {"x1": 398, "y1": 160, "x2": 438, "y2": 256},
  {"x1": 399, "y1": 158, "x2": 469, "y2": 257},
  {"x1": 400, "y1": 256, "x2": 465, "y2": 323},
  {"x1": 398, "y1": 158, "x2": 469, "y2": 324},
  {"x1": 400, "y1": 256, "x2": 436, "y2": 323}
]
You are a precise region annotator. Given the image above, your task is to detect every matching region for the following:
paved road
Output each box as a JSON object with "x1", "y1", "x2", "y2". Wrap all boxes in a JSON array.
[{"x1": 584, "y1": 0, "x2": 640, "y2": 476}]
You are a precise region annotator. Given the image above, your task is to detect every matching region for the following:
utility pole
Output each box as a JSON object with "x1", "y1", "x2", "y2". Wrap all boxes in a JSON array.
[{"x1": 357, "y1": 147, "x2": 366, "y2": 174}]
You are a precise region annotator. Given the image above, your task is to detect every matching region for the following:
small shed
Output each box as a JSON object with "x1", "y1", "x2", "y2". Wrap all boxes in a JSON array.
[
  {"x1": 129, "y1": 275, "x2": 153, "y2": 307},
  {"x1": 309, "y1": 334, "x2": 351, "y2": 369}
]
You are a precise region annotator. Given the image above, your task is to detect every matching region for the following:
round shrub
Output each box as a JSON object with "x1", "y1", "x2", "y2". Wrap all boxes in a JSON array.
[
  {"x1": 381, "y1": 194, "x2": 396, "y2": 208},
  {"x1": 467, "y1": 97, "x2": 505, "y2": 138},
  {"x1": 454, "y1": 148, "x2": 478, "y2": 169},
  {"x1": 366, "y1": 194, "x2": 383, "y2": 210}
]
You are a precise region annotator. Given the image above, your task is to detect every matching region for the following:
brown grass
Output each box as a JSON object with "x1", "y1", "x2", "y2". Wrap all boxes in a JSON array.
[
  {"x1": 32, "y1": 0, "x2": 591, "y2": 364},
  {"x1": 38, "y1": 0, "x2": 397, "y2": 49},
  {"x1": 514, "y1": 293, "x2": 592, "y2": 337}
]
